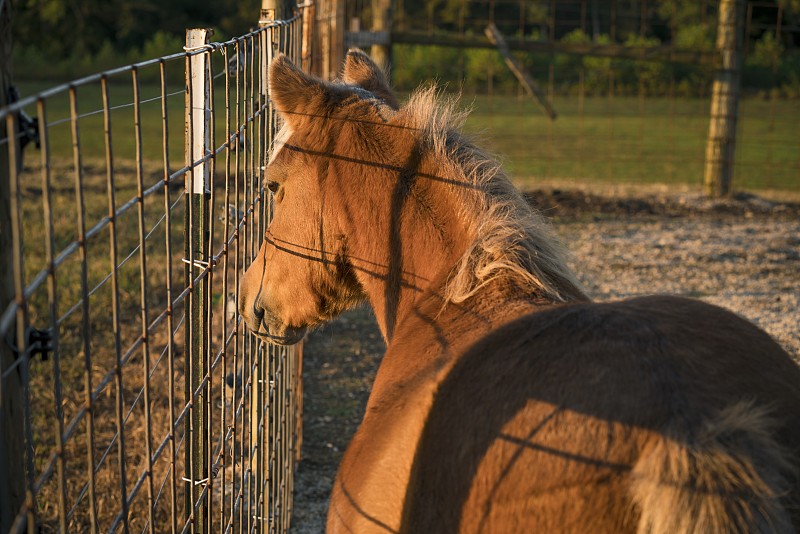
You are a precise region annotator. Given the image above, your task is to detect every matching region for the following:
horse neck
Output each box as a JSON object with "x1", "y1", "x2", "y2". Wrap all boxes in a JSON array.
[
  {"x1": 382, "y1": 279, "x2": 554, "y2": 376},
  {"x1": 344, "y1": 147, "x2": 498, "y2": 342}
]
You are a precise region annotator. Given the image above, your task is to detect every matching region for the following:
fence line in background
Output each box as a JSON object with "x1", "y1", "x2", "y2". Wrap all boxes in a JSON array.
[
  {"x1": 341, "y1": 0, "x2": 799, "y2": 194},
  {"x1": 0, "y1": 2, "x2": 311, "y2": 532}
]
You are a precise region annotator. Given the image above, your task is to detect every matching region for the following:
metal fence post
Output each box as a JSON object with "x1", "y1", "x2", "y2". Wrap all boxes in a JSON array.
[
  {"x1": 703, "y1": 0, "x2": 744, "y2": 197},
  {"x1": 252, "y1": 5, "x2": 279, "y2": 530},
  {"x1": 184, "y1": 27, "x2": 212, "y2": 533}
]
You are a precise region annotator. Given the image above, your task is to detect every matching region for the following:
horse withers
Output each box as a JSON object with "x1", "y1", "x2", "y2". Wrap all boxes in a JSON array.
[{"x1": 238, "y1": 49, "x2": 800, "y2": 533}]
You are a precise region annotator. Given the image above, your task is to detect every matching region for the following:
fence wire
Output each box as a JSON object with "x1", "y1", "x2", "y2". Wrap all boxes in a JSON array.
[{"x1": 0, "y1": 6, "x2": 309, "y2": 533}]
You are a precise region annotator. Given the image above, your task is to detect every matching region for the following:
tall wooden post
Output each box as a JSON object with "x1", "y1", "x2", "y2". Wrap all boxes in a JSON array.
[
  {"x1": 301, "y1": 0, "x2": 315, "y2": 72},
  {"x1": 704, "y1": 0, "x2": 744, "y2": 197},
  {"x1": 370, "y1": 0, "x2": 393, "y2": 73},
  {"x1": 0, "y1": 1, "x2": 27, "y2": 531},
  {"x1": 332, "y1": 0, "x2": 345, "y2": 79}
]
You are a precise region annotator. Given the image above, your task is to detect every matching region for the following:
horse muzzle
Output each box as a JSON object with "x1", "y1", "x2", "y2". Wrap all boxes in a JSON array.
[
  {"x1": 253, "y1": 323, "x2": 307, "y2": 346},
  {"x1": 240, "y1": 304, "x2": 307, "y2": 346}
]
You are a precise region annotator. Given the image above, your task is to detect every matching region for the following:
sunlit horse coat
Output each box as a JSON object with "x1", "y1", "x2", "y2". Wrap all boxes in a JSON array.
[{"x1": 238, "y1": 49, "x2": 800, "y2": 533}]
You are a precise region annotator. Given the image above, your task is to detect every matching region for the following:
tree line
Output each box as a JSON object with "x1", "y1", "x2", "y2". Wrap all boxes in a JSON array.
[{"x1": 12, "y1": 0, "x2": 262, "y2": 79}]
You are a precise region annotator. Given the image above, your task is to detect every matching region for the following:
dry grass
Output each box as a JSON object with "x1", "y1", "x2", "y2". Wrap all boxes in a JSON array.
[{"x1": 17, "y1": 156, "x2": 282, "y2": 532}]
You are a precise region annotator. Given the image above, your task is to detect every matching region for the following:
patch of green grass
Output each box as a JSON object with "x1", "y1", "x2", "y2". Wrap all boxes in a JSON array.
[
  {"x1": 19, "y1": 81, "x2": 800, "y2": 195},
  {"x1": 461, "y1": 94, "x2": 800, "y2": 191}
]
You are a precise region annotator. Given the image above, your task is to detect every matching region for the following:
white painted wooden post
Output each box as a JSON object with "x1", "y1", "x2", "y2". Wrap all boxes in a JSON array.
[{"x1": 187, "y1": 29, "x2": 212, "y2": 196}]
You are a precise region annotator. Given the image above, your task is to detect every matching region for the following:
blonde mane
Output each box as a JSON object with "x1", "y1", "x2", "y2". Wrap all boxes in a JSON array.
[{"x1": 401, "y1": 86, "x2": 588, "y2": 304}]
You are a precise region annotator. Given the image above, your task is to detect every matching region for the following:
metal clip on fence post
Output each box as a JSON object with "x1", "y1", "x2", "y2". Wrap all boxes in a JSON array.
[
  {"x1": 6, "y1": 86, "x2": 41, "y2": 173},
  {"x1": 181, "y1": 257, "x2": 210, "y2": 271},
  {"x1": 27, "y1": 326, "x2": 52, "y2": 361},
  {"x1": 5, "y1": 324, "x2": 53, "y2": 362},
  {"x1": 260, "y1": 8, "x2": 276, "y2": 25}
]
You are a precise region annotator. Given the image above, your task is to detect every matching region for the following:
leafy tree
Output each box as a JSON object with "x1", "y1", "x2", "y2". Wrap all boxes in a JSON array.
[{"x1": 12, "y1": 0, "x2": 260, "y2": 61}]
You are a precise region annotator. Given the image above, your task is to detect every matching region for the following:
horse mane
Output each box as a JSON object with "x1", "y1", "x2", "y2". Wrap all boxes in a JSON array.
[{"x1": 401, "y1": 86, "x2": 588, "y2": 304}]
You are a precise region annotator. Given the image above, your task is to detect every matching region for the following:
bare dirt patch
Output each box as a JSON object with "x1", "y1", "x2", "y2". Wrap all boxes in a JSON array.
[{"x1": 290, "y1": 189, "x2": 800, "y2": 532}]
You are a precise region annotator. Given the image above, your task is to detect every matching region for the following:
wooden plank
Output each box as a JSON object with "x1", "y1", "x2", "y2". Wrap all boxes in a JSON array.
[
  {"x1": 485, "y1": 23, "x2": 558, "y2": 121},
  {"x1": 391, "y1": 30, "x2": 720, "y2": 67},
  {"x1": 345, "y1": 30, "x2": 391, "y2": 48}
]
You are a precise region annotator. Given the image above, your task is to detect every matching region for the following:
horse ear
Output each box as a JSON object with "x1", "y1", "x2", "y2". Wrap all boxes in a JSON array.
[
  {"x1": 269, "y1": 54, "x2": 327, "y2": 128},
  {"x1": 341, "y1": 48, "x2": 400, "y2": 110}
]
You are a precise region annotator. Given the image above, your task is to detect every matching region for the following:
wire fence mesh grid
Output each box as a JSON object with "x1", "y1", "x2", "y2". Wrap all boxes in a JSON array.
[{"x1": 0, "y1": 5, "x2": 310, "y2": 533}]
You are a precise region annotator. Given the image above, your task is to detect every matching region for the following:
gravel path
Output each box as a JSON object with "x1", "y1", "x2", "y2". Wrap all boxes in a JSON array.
[{"x1": 290, "y1": 190, "x2": 800, "y2": 533}]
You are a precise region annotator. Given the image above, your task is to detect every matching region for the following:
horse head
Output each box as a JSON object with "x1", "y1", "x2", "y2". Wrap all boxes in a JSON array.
[{"x1": 238, "y1": 49, "x2": 398, "y2": 344}]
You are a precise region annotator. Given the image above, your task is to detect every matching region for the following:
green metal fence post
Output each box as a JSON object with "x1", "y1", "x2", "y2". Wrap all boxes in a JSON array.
[{"x1": 184, "y1": 27, "x2": 212, "y2": 534}]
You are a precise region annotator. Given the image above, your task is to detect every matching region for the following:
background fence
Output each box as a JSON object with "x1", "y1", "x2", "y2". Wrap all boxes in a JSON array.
[
  {"x1": 345, "y1": 0, "x2": 800, "y2": 194},
  {"x1": 0, "y1": 3, "x2": 311, "y2": 533}
]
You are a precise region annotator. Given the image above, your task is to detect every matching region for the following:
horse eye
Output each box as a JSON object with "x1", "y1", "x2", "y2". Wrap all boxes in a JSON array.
[{"x1": 266, "y1": 181, "x2": 280, "y2": 193}]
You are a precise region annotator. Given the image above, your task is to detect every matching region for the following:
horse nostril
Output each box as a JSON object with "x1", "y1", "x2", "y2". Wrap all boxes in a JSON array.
[
  {"x1": 239, "y1": 303, "x2": 265, "y2": 334},
  {"x1": 237, "y1": 292, "x2": 263, "y2": 329}
]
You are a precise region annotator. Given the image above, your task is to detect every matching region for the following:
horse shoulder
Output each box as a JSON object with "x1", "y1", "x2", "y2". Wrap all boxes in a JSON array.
[
  {"x1": 327, "y1": 335, "x2": 454, "y2": 534},
  {"x1": 327, "y1": 297, "x2": 530, "y2": 533}
]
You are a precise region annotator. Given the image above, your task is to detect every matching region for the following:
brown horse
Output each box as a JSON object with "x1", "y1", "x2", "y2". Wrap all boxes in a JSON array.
[{"x1": 239, "y1": 49, "x2": 800, "y2": 533}]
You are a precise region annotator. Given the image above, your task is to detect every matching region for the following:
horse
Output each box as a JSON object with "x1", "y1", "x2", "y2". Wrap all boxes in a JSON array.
[{"x1": 238, "y1": 49, "x2": 800, "y2": 533}]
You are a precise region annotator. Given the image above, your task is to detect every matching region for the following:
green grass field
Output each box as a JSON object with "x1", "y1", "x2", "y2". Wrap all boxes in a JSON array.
[
  {"x1": 461, "y1": 94, "x2": 800, "y2": 192},
  {"x1": 17, "y1": 81, "x2": 800, "y2": 193}
]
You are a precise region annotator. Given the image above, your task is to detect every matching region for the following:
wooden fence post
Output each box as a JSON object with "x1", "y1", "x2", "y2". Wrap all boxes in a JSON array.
[
  {"x1": 370, "y1": 0, "x2": 393, "y2": 72},
  {"x1": 301, "y1": 1, "x2": 315, "y2": 72},
  {"x1": 703, "y1": 0, "x2": 744, "y2": 197},
  {"x1": 0, "y1": 0, "x2": 27, "y2": 530}
]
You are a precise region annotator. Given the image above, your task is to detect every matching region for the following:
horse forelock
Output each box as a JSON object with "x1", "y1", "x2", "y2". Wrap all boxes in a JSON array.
[
  {"x1": 270, "y1": 83, "x2": 394, "y2": 165},
  {"x1": 402, "y1": 87, "x2": 588, "y2": 304},
  {"x1": 269, "y1": 120, "x2": 292, "y2": 164}
]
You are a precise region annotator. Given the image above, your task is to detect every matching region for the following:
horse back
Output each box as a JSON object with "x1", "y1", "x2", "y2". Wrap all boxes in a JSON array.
[{"x1": 401, "y1": 295, "x2": 800, "y2": 533}]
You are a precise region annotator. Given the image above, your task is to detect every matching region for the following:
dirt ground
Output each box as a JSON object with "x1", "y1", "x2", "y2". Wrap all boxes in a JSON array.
[{"x1": 289, "y1": 188, "x2": 800, "y2": 533}]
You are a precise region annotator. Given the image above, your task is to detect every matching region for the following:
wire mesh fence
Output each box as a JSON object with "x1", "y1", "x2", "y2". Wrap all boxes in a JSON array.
[{"x1": 0, "y1": 5, "x2": 310, "y2": 533}]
